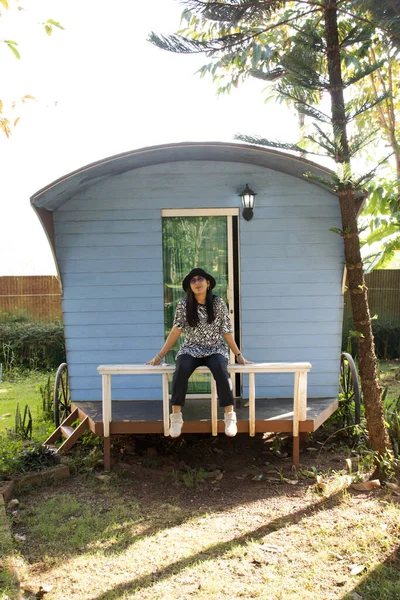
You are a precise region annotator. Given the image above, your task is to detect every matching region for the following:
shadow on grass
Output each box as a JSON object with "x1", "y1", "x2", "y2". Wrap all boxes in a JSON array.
[
  {"x1": 11, "y1": 431, "x2": 375, "y2": 598},
  {"x1": 342, "y1": 545, "x2": 400, "y2": 600},
  {"x1": 11, "y1": 432, "x2": 327, "y2": 561},
  {"x1": 86, "y1": 488, "x2": 347, "y2": 600}
]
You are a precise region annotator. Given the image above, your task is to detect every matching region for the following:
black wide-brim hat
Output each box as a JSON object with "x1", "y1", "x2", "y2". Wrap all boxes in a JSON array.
[{"x1": 182, "y1": 268, "x2": 216, "y2": 292}]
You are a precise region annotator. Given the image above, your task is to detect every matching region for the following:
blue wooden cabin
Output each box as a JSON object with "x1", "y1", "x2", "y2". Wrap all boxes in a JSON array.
[{"x1": 31, "y1": 142, "x2": 349, "y2": 451}]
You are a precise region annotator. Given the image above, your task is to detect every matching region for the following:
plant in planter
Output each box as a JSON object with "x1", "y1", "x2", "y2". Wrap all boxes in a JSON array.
[{"x1": 0, "y1": 438, "x2": 60, "y2": 480}]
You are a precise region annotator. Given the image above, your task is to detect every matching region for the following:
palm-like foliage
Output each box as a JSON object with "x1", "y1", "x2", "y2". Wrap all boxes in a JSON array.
[{"x1": 149, "y1": 0, "x2": 400, "y2": 457}]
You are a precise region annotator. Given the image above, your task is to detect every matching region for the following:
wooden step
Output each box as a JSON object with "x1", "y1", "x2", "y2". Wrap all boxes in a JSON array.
[
  {"x1": 44, "y1": 408, "x2": 79, "y2": 445},
  {"x1": 61, "y1": 425, "x2": 74, "y2": 437},
  {"x1": 58, "y1": 417, "x2": 90, "y2": 453},
  {"x1": 61, "y1": 408, "x2": 80, "y2": 427}
]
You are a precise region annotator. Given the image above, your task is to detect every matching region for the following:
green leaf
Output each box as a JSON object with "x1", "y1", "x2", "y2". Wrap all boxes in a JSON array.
[
  {"x1": 5, "y1": 40, "x2": 20, "y2": 60},
  {"x1": 304, "y1": 172, "x2": 337, "y2": 190},
  {"x1": 45, "y1": 19, "x2": 65, "y2": 31},
  {"x1": 235, "y1": 133, "x2": 305, "y2": 154},
  {"x1": 343, "y1": 59, "x2": 386, "y2": 88},
  {"x1": 349, "y1": 330, "x2": 365, "y2": 339}
]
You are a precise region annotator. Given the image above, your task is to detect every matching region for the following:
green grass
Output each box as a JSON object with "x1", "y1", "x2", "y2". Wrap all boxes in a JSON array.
[
  {"x1": 378, "y1": 360, "x2": 400, "y2": 404},
  {"x1": 0, "y1": 371, "x2": 55, "y2": 437},
  {"x1": 1, "y1": 363, "x2": 400, "y2": 599},
  {"x1": 2, "y1": 473, "x2": 400, "y2": 600}
]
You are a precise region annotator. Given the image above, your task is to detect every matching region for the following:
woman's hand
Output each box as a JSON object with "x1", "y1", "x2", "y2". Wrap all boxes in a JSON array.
[
  {"x1": 236, "y1": 354, "x2": 252, "y2": 365},
  {"x1": 146, "y1": 355, "x2": 162, "y2": 366}
]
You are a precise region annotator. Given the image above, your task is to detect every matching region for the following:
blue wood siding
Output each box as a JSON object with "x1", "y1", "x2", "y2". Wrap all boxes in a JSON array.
[{"x1": 54, "y1": 161, "x2": 344, "y2": 401}]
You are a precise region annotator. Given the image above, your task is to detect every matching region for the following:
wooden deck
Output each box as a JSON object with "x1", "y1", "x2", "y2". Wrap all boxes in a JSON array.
[{"x1": 73, "y1": 397, "x2": 338, "y2": 436}]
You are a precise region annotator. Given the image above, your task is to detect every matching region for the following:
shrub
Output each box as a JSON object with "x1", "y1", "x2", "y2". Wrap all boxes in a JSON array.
[
  {"x1": 0, "y1": 321, "x2": 66, "y2": 374},
  {"x1": 384, "y1": 392, "x2": 400, "y2": 457},
  {"x1": 343, "y1": 321, "x2": 400, "y2": 360},
  {"x1": 0, "y1": 438, "x2": 60, "y2": 480}
]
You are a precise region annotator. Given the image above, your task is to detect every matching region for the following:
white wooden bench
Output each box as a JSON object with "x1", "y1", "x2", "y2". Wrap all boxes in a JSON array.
[{"x1": 98, "y1": 362, "x2": 312, "y2": 469}]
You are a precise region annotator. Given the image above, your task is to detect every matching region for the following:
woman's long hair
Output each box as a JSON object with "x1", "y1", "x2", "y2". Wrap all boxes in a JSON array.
[{"x1": 186, "y1": 287, "x2": 216, "y2": 327}]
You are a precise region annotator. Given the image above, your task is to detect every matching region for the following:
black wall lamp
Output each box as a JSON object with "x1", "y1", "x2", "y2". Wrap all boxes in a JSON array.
[{"x1": 239, "y1": 184, "x2": 256, "y2": 221}]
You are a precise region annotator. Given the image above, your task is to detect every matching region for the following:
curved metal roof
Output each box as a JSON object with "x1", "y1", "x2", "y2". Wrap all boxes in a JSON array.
[{"x1": 30, "y1": 141, "x2": 335, "y2": 210}]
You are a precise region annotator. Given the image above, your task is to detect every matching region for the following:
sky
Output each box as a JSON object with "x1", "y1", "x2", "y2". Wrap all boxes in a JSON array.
[{"x1": 0, "y1": 0, "x2": 304, "y2": 275}]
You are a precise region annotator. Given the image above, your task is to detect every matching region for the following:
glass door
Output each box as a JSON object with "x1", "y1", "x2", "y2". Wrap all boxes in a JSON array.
[{"x1": 162, "y1": 212, "x2": 234, "y2": 394}]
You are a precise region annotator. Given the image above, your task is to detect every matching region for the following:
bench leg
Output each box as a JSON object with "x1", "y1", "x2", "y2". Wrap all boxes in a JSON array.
[
  {"x1": 211, "y1": 377, "x2": 218, "y2": 436},
  {"x1": 162, "y1": 373, "x2": 170, "y2": 437},
  {"x1": 102, "y1": 373, "x2": 112, "y2": 471},
  {"x1": 104, "y1": 436, "x2": 111, "y2": 471},
  {"x1": 249, "y1": 372, "x2": 255, "y2": 437},
  {"x1": 292, "y1": 435, "x2": 300, "y2": 467}
]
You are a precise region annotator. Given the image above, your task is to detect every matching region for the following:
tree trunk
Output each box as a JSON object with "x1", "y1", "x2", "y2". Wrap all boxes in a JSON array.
[{"x1": 324, "y1": 0, "x2": 391, "y2": 454}]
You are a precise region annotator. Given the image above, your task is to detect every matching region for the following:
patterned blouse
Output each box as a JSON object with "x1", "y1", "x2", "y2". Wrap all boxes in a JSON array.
[{"x1": 173, "y1": 296, "x2": 233, "y2": 360}]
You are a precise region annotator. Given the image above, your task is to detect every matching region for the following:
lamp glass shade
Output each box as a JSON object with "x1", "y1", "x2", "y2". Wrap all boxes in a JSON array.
[{"x1": 240, "y1": 184, "x2": 256, "y2": 209}]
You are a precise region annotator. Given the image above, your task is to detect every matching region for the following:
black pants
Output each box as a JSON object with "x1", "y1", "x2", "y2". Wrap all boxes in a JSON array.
[{"x1": 171, "y1": 353, "x2": 234, "y2": 408}]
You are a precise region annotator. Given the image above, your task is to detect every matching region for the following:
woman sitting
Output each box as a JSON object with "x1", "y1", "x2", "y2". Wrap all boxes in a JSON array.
[{"x1": 147, "y1": 268, "x2": 250, "y2": 438}]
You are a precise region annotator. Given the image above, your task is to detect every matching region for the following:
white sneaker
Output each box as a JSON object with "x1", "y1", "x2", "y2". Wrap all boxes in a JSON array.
[
  {"x1": 169, "y1": 412, "x2": 183, "y2": 438},
  {"x1": 224, "y1": 411, "x2": 237, "y2": 437}
]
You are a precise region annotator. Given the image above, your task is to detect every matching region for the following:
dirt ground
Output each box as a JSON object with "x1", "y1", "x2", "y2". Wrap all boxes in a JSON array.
[
  {"x1": 5, "y1": 430, "x2": 400, "y2": 600},
  {"x1": 103, "y1": 430, "x2": 367, "y2": 507}
]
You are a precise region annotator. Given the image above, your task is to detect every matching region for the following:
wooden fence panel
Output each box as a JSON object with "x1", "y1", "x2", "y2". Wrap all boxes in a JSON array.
[
  {"x1": 0, "y1": 276, "x2": 62, "y2": 322},
  {"x1": 344, "y1": 270, "x2": 400, "y2": 324}
]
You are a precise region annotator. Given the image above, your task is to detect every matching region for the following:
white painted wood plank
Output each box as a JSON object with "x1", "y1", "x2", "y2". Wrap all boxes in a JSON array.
[
  {"x1": 66, "y1": 323, "x2": 163, "y2": 337},
  {"x1": 67, "y1": 338, "x2": 164, "y2": 351},
  {"x1": 97, "y1": 362, "x2": 312, "y2": 375},
  {"x1": 71, "y1": 384, "x2": 338, "y2": 402},
  {"x1": 241, "y1": 246, "x2": 343, "y2": 259},
  {"x1": 242, "y1": 335, "x2": 340, "y2": 350},
  {"x1": 68, "y1": 358, "x2": 333, "y2": 378},
  {"x1": 242, "y1": 308, "x2": 343, "y2": 323},
  {"x1": 102, "y1": 374, "x2": 111, "y2": 437},
  {"x1": 56, "y1": 233, "x2": 160, "y2": 247},
  {"x1": 240, "y1": 257, "x2": 340, "y2": 271},
  {"x1": 58, "y1": 258, "x2": 161, "y2": 273},
  {"x1": 62, "y1": 298, "x2": 162, "y2": 312},
  {"x1": 249, "y1": 372, "x2": 256, "y2": 437},
  {"x1": 241, "y1": 270, "x2": 342, "y2": 284},
  {"x1": 57, "y1": 209, "x2": 160, "y2": 221},
  {"x1": 63, "y1": 285, "x2": 162, "y2": 301},
  {"x1": 298, "y1": 372, "x2": 308, "y2": 421},
  {"x1": 70, "y1": 371, "x2": 337, "y2": 390},
  {"x1": 162, "y1": 208, "x2": 239, "y2": 216},
  {"x1": 242, "y1": 296, "x2": 342, "y2": 310},
  {"x1": 240, "y1": 232, "x2": 341, "y2": 246},
  {"x1": 58, "y1": 246, "x2": 162, "y2": 261},
  {"x1": 240, "y1": 218, "x2": 340, "y2": 232},
  {"x1": 244, "y1": 321, "x2": 341, "y2": 336},
  {"x1": 293, "y1": 372, "x2": 300, "y2": 437},
  {"x1": 211, "y1": 377, "x2": 218, "y2": 436},
  {"x1": 62, "y1": 271, "x2": 163, "y2": 287},
  {"x1": 162, "y1": 373, "x2": 170, "y2": 437},
  {"x1": 56, "y1": 220, "x2": 161, "y2": 235},
  {"x1": 241, "y1": 283, "x2": 341, "y2": 297}
]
